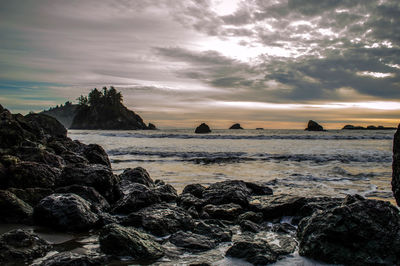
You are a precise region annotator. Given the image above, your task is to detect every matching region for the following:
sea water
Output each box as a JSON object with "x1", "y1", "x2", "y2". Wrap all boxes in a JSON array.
[{"x1": 69, "y1": 128, "x2": 394, "y2": 203}]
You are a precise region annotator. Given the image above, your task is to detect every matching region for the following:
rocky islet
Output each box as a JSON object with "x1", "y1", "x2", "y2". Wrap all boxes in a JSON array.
[{"x1": 0, "y1": 104, "x2": 399, "y2": 265}]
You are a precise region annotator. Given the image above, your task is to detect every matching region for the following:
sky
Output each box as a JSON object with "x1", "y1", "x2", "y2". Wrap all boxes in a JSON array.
[{"x1": 0, "y1": 0, "x2": 399, "y2": 129}]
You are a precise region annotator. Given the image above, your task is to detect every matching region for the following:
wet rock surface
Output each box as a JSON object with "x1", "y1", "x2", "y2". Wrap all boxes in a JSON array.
[
  {"x1": 169, "y1": 231, "x2": 216, "y2": 251},
  {"x1": 0, "y1": 229, "x2": 51, "y2": 264},
  {"x1": 99, "y1": 223, "x2": 164, "y2": 260},
  {"x1": 123, "y1": 203, "x2": 194, "y2": 236},
  {"x1": 37, "y1": 252, "x2": 108, "y2": 266},
  {"x1": 33, "y1": 193, "x2": 99, "y2": 231},
  {"x1": 297, "y1": 195, "x2": 400, "y2": 265}
]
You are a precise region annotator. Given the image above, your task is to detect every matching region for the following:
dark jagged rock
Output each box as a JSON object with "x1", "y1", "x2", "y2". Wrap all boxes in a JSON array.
[
  {"x1": 182, "y1": 183, "x2": 206, "y2": 198},
  {"x1": 7, "y1": 187, "x2": 53, "y2": 207},
  {"x1": 58, "y1": 164, "x2": 120, "y2": 203},
  {"x1": 0, "y1": 229, "x2": 52, "y2": 264},
  {"x1": 249, "y1": 194, "x2": 342, "y2": 221},
  {"x1": 237, "y1": 211, "x2": 263, "y2": 224},
  {"x1": 119, "y1": 167, "x2": 154, "y2": 188},
  {"x1": 202, "y1": 180, "x2": 252, "y2": 207},
  {"x1": 38, "y1": 252, "x2": 108, "y2": 266},
  {"x1": 33, "y1": 193, "x2": 99, "y2": 231},
  {"x1": 123, "y1": 203, "x2": 194, "y2": 237},
  {"x1": 83, "y1": 144, "x2": 111, "y2": 167},
  {"x1": 239, "y1": 220, "x2": 262, "y2": 233},
  {"x1": 25, "y1": 113, "x2": 67, "y2": 138},
  {"x1": 112, "y1": 183, "x2": 161, "y2": 214},
  {"x1": 177, "y1": 193, "x2": 206, "y2": 211},
  {"x1": 229, "y1": 123, "x2": 243, "y2": 129},
  {"x1": 169, "y1": 231, "x2": 216, "y2": 251},
  {"x1": 193, "y1": 220, "x2": 232, "y2": 243},
  {"x1": 305, "y1": 120, "x2": 324, "y2": 131},
  {"x1": 297, "y1": 195, "x2": 400, "y2": 265},
  {"x1": 148, "y1": 123, "x2": 157, "y2": 130},
  {"x1": 16, "y1": 147, "x2": 65, "y2": 168},
  {"x1": 202, "y1": 203, "x2": 243, "y2": 221},
  {"x1": 244, "y1": 181, "x2": 273, "y2": 196},
  {"x1": 8, "y1": 161, "x2": 61, "y2": 189},
  {"x1": 393, "y1": 124, "x2": 400, "y2": 206},
  {"x1": 153, "y1": 183, "x2": 178, "y2": 202},
  {"x1": 195, "y1": 123, "x2": 211, "y2": 134},
  {"x1": 99, "y1": 223, "x2": 164, "y2": 260},
  {"x1": 226, "y1": 240, "x2": 278, "y2": 265},
  {"x1": 55, "y1": 185, "x2": 110, "y2": 211},
  {"x1": 0, "y1": 190, "x2": 33, "y2": 223}
]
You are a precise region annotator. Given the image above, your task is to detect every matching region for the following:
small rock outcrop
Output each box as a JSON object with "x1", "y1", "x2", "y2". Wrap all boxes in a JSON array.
[
  {"x1": 99, "y1": 223, "x2": 164, "y2": 260},
  {"x1": 33, "y1": 193, "x2": 99, "y2": 231},
  {"x1": 392, "y1": 124, "x2": 400, "y2": 206},
  {"x1": 305, "y1": 120, "x2": 324, "y2": 131},
  {"x1": 148, "y1": 123, "x2": 157, "y2": 130},
  {"x1": 343, "y1": 124, "x2": 396, "y2": 130},
  {"x1": 195, "y1": 123, "x2": 211, "y2": 134},
  {"x1": 0, "y1": 229, "x2": 52, "y2": 264},
  {"x1": 229, "y1": 123, "x2": 243, "y2": 129},
  {"x1": 297, "y1": 195, "x2": 400, "y2": 265}
]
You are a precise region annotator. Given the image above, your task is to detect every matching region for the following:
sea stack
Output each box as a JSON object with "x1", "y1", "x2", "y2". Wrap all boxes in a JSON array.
[
  {"x1": 195, "y1": 123, "x2": 211, "y2": 134},
  {"x1": 229, "y1": 123, "x2": 243, "y2": 130},
  {"x1": 305, "y1": 120, "x2": 324, "y2": 131},
  {"x1": 148, "y1": 123, "x2": 157, "y2": 130},
  {"x1": 392, "y1": 124, "x2": 400, "y2": 206}
]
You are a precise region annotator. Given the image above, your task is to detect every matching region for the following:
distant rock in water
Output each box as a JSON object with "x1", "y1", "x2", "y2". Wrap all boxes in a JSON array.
[
  {"x1": 229, "y1": 123, "x2": 243, "y2": 130},
  {"x1": 148, "y1": 123, "x2": 157, "y2": 130},
  {"x1": 256, "y1": 128, "x2": 264, "y2": 130},
  {"x1": 70, "y1": 87, "x2": 149, "y2": 130},
  {"x1": 343, "y1": 124, "x2": 396, "y2": 130},
  {"x1": 392, "y1": 124, "x2": 400, "y2": 206},
  {"x1": 195, "y1": 123, "x2": 211, "y2": 134},
  {"x1": 305, "y1": 120, "x2": 324, "y2": 131},
  {"x1": 41, "y1": 101, "x2": 78, "y2": 128}
]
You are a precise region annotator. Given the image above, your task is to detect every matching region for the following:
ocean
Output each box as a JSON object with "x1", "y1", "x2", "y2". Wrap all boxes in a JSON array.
[{"x1": 69, "y1": 128, "x2": 395, "y2": 203}]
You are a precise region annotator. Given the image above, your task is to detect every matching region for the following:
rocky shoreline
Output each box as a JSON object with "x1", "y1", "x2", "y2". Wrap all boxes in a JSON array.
[{"x1": 1, "y1": 104, "x2": 400, "y2": 265}]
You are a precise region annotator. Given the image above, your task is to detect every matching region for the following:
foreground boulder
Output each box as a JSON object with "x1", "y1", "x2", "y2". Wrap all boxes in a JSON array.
[
  {"x1": 297, "y1": 195, "x2": 400, "y2": 265},
  {"x1": 55, "y1": 185, "x2": 110, "y2": 211},
  {"x1": 226, "y1": 240, "x2": 278, "y2": 265},
  {"x1": 393, "y1": 124, "x2": 400, "y2": 206},
  {"x1": 119, "y1": 167, "x2": 154, "y2": 188},
  {"x1": 229, "y1": 123, "x2": 243, "y2": 129},
  {"x1": 169, "y1": 231, "x2": 216, "y2": 251},
  {"x1": 33, "y1": 193, "x2": 99, "y2": 231},
  {"x1": 0, "y1": 190, "x2": 33, "y2": 223},
  {"x1": 305, "y1": 120, "x2": 324, "y2": 131},
  {"x1": 0, "y1": 229, "x2": 51, "y2": 264},
  {"x1": 249, "y1": 194, "x2": 341, "y2": 221},
  {"x1": 99, "y1": 223, "x2": 164, "y2": 260},
  {"x1": 37, "y1": 252, "x2": 108, "y2": 266},
  {"x1": 58, "y1": 164, "x2": 120, "y2": 203},
  {"x1": 123, "y1": 203, "x2": 194, "y2": 236},
  {"x1": 195, "y1": 123, "x2": 211, "y2": 134}
]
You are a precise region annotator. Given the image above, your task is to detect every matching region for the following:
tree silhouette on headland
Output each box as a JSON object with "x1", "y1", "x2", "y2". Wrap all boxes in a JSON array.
[{"x1": 78, "y1": 86, "x2": 123, "y2": 108}]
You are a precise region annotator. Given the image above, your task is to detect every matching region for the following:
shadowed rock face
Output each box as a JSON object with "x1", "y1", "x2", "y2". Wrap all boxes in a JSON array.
[
  {"x1": 305, "y1": 120, "x2": 324, "y2": 131},
  {"x1": 297, "y1": 195, "x2": 400, "y2": 265},
  {"x1": 392, "y1": 124, "x2": 400, "y2": 206},
  {"x1": 195, "y1": 123, "x2": 211, "y2": 134}
]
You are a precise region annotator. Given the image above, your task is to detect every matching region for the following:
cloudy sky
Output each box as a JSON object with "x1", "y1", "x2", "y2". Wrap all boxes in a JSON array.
[{"x1": 1, "y1": 0, "x2": 399, "y2": 129}]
